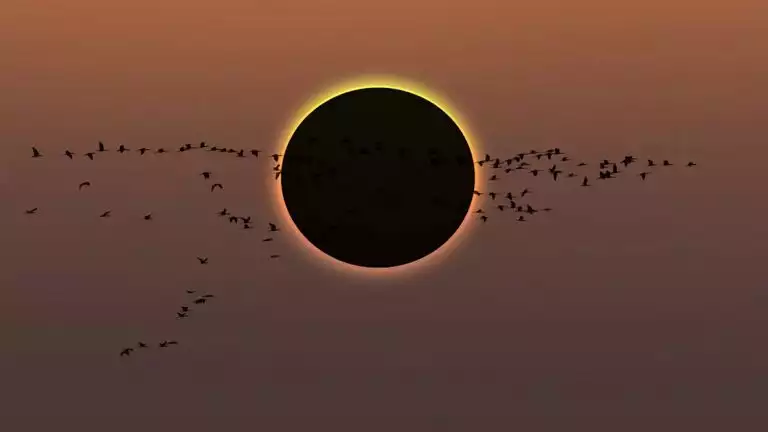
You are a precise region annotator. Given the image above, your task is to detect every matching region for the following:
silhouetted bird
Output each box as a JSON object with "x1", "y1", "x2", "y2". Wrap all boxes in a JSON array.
[
  {"x1": 84, "y1": 152, "x2": 95, "y2": 160},
  {"x1": 156, "y1": 148, "x2": 167, "y2": 154},
  {"x1": 251, "y1": 149, "x2": 261, "y2": 157},
  {"x1": 120, "y1": 348, "x2": 133, "y2": 357},
  {"x1": 117, "y1": 145, "x2": 129, "y2": 153},
  {"x1": 270, "y1": 254, "x2": 281, "y2": 259},
  {"x1": 78, "y1": 181, "x2": 91, "y2": 190},
  {"x1": 138, "y1": 148, "x2": 150, "y2": 155},
  {"x1": 197, "y1": 257, "x2": 208, "y2": 264},
  {"x1": 663, "y1": 160, "x2": 673, "y2": 166},
  {"x1": 687, "y1": 161, "x2": 697, "y2": 167},
  {"x1": 648, "y1": 159, "x2": 656, "y2": 167},
  {"x1": 100, "y1": 211, "x2": 111, "y2": 218},
  {"x1": 31, "y1": 147, "x2": 42, "y2": 158},
  {"x1": 521, "y1": 188, "x2": 531, "y2": 197},
  {"x1": 137, "y1": 342, "x2": 148, "y2": 348},
  {"x1": 201, "y1": 172, "x2": 211, "y2": 180},
  {"x1": 581, "y1": 176, "x2": 590, "y2": 187},
  {"x1": 144, "y1": 213, "x2": 152, "y2": 220},
  {"x1": 97, "y1": 142, "x2": 107, "y2": 152},
  {"x1": 262, "y1": 237, "x2": 273, "y2": 242},
  {"x1": 64, "y1": 150, "x2": 74, "y2": 159},
  {"x1": 25, "y1": 208, "x2": 38, "y2": 215},
  {"x1": 229, "y1": 216, "x2": 238, "y2": 224},
  {"x1": 271, "y1": 154, "x2": 282, "y2": 162},
  {"x1": 218, "y1": 208, "x2": 229, "y2": 216},
  {"x1": 186, "y1": 290, "x2": 196, "y2": 294},
  {"x1": 480, "y1": 215, "x2": 489, "y2": 223},
  {"x1": 193, "y1": 298, "x2": 207, "y2": 304},
  {"x1": 639, "y1": 172, "x2": 650, "y2": 180},
  {"x1": 517, "y1": 216, "x2": 526, "y2": 222},
  {"x1": 268, "y1": 222, "x2": 279, "y2": 232},
  {"x1": 177, "y1": 312, "x2": 188, "y2": 319},
  {"x1": 211, "y1": 183, "x2": 223, "y2": 192}
]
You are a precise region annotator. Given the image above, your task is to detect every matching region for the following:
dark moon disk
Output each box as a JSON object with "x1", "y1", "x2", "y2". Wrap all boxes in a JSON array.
[{"x1": 280, "y1": 87, "x2": 475, "y2": 268}]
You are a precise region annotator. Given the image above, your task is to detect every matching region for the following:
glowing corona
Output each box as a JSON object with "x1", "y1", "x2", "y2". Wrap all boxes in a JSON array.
[{"x1": 268, "y1": 75, "x2": 484, "y2": 280}]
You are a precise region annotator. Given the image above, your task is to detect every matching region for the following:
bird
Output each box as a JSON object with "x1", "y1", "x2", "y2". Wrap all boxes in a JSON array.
[
  {"x1": 120, "y1": 348, "x2": 133, "y2": 357},
  {"x1": 271, "y1": 153, "x2": 282, "y2": 162},
  {"x1": 144, "y1": 213, "x2": 152, "y2": 221},
  {"x1": 211, "y1": 183, "x2": 223, "y2": 192},
  {"x1": 156, "y1": 148, "x2": 167, "y2": 154},
  {"x1": 177, "y1": 312, "x2": 188, "y2": 319},
  {"x1": 200, "y1": 172, "x2": 211, "y2": 180},
  {"x1": 100, "y1": 211, "x2": 111, "y2": 218},
  {"x1": 197, "y1": 257, "x2": 208, "y2": 264},
  {"x1": 268, "y1": 222, "x2": 279, "y2": 232},
  {"x1": 25, "y1": 208, "x2": 38, "y2": 215},
  {"x1": 648, "y1": 159, "x2": 656, "y2": 167},
  {"x1": 270, "y1": 254, "x2": 281, "y2": 259},
  {"x1": 138, "y1": 147, "x2": 150, "y2": 155},
  {"x1": 78, "y1": 181, "x2": 91, "y2": 190},
  {"x1": 31, "y1": 147, "x2": 42, "y2": 158},
  {"x1": 64, "y1": 150, "x2": 74, "y2": 159},
  {"x1": 581, "y1": 176, "x2": 590, "y2": 187},
  {"x1": 663, "y1": 160, "x2": 673, "y2": 166},
  {"x1": 202, "y1": 294, "x2": 214, "y2": 298},
  {"x1": 517, "y1": 216, "x2": 526, "y2": 222},
  {"x1": 137, "y1": 342, "x2": 148, "y2": 348},
  {"x1": 639, "y1": 172, "x2": 650, "y2": 180},
  {"x1": 250, "y1": 149, "x2": 261, "y2": 157},
  {"x1": 193, "y1": 298, "x2": 207, "y2": 304},
  {"x1": 687, "y1": 161, "x2": 697, "y2": 167},
  {"x1": 186, "y1": 290, "x2": 196, "y2": 294},
  {"x1": 262, "y1": 237, "x2": 273, "y2": 242},
  {"x1": 217, "y1": 208, "x2": 229, "y2": 216},
  {"x1": 117, "y1": 145, "x2": 129, "y2": 153},
  {"x1": 97, "y1": 142, "x2": 107, "y2": 152},
  {"x1": 521, "y1": 188, "x2": 531, "y2": 197},
  {"x1": 240, "y1": 216, "x2": 252, "y2": 224},
  {"x1": 84, "y1": 152, "x2": 95, "y2": 160},
  {"x1": 480, "y1": 215, "x2": 489, "y2": 223}
]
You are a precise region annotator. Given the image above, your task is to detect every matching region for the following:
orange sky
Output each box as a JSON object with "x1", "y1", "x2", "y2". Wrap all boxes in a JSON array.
[{"x1": 2, "y1": 1, "x2": 768, "y2": 429}]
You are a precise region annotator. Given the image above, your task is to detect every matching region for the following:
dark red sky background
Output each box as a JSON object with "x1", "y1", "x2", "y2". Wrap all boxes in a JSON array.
[{"x1": 2, "y1": 1, "x2": 768, "y2": 430}]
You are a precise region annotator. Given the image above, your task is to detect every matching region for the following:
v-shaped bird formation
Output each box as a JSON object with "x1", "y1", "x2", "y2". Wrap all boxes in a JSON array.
[{"x1": 21, "y1": 139, "x2": 698, "y2": 360}]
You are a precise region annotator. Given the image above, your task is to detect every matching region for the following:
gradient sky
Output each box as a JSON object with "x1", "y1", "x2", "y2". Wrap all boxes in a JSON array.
[{"x1": 2, "y1": 1, "x2": 768, "y2": 430}]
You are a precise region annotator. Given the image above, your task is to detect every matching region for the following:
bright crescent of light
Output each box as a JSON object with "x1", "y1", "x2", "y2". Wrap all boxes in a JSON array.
[{"x1": 267, "y1": 74, "x2": 485, "y2": 281}]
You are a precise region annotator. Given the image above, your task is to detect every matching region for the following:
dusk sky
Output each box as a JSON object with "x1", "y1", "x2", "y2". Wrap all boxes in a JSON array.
[{"x1": 2, "y1": 1, "x2": 768, "y2": 430}]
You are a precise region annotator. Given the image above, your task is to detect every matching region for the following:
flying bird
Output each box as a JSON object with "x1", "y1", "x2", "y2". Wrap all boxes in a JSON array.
[
  {"x1": 25, "y1": 208, "x2": 38, "y2": 215},
  {"x1": 211, "y1": 183, "x2": 223, "y2": 192},
  {"x1": 200, "y1": 172, "x2": 211, "y2": 180},
  {"x1": 197, "y1": 257, "x2": 208, "y2": 264},
  {"x1": 84, "y1": 152, "x2": 95, "y2": 160},
  {"x1": 78, "y1": 181, "x2": 91, "y2": 190},
  {"x1": 268, "y1": 222, "x2": 279, "y2": 232},
  {"x1": 64, "y1": 150, "x2": 74, "y2": 159},
  {"x1": 97, "y1": 142, "x2": 106, "y2": 152},
  {"x1": 144, "y1": 213, "x2": 152, "y2": 220},
  {"x1": 100, "y1": 211, "x2": 111, "y2": 218},
  {"x1": 120, "y1": 348, "x2": 133, "y2": 357},
  {"x1": 31, "y1": 147, "x2": 42, "y2": 158}
]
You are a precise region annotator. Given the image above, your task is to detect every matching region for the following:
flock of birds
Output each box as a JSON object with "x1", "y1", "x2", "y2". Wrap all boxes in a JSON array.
[
  {"x1": 469, "y1": 148, "x2": 697, "y2": 223},
  {"x1": 23, "y1": 139, "x2": 697, "y2": 359},
  {"x1": 26, "y1": 142, "x2": 286, "y2": 358}
]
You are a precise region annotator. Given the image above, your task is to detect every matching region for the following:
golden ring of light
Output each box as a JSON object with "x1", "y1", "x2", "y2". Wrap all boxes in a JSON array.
[{"x1": 268, "y1": 74, "x2": 484, "y2": 281}]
